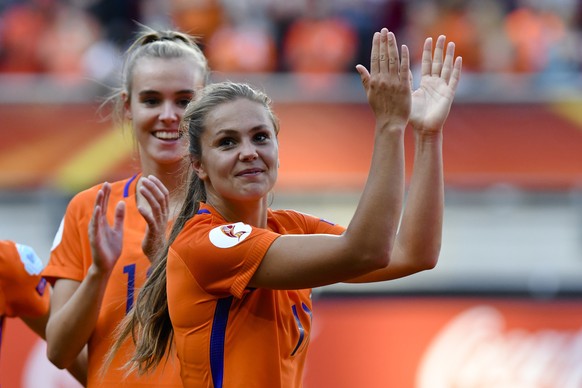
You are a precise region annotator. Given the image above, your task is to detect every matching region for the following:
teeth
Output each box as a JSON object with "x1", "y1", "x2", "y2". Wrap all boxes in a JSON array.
[{"x1": 154, "y1": 131, "x2": 180, "y2": 140}]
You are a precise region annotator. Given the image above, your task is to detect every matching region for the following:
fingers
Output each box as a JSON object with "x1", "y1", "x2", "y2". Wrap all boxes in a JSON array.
[
  {"x1": 378, "y1": 28, "x2": 388, "y2": 72},
  {"x1": 101, "y1": 182, "x2": 112, "y2": 210},
  {"x1": 420, "y1": 37, "x2": 433, "y2": 77},
  {"x1": 440, "y1": 41, "x2": 455, "y2": 83},
  {"x1": 400, "y1": 44, "x2": 410, "y2": 83},
  {"x1": 138, "y1": 175, "x2": 170, "y2": 233},
  {"x1": 93, "y1": 182, "x2": 108, "y2": 213},
  {"x1": 89, "y1": 201, "x2": 101, "y2": 239},
  {"x1": 449, "y1": 56, "x2": 463, "y2": 93},
  {"x1": 91, "y1": 183, "x2": 125, "y2": 240},
  {"x1": 376, "y1": 29, "x2": 400, "y2": 74},
  {"x1": 113, "y1": 201, "x2": 126, "y2": 233},
  {"x1": 91, "y1": 182, "x2": 110, "y2": 232},
  {"x1": 386, "y1": 31, "x2": 399, "y2": 74},
  {"x1": 362, "y1": 28, "x2": 407, "y2": 79},
  {"x1": 138, "y1": 176, "x2": 169, "y2": 215},
  {"x1": 356, "y1": 64, "x2": 370, "y2": 90},
  {"x1": 431, "y1": 35, "x2": 446, "y2": 76},
  {"x1": 370, "y1": 31, "x2": 381, "y2": 75},
  {"x1": 420, "y1": 35, "x2": 462, "y2": 88}
]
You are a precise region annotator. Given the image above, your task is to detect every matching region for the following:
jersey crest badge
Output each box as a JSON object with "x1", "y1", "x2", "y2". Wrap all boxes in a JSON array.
[
  {"x1": 209, "y1": 222, "x2": 252, "y2": 248},
  {"x1": 15, "y1": 243, "x2": 44, "y2": 275}
]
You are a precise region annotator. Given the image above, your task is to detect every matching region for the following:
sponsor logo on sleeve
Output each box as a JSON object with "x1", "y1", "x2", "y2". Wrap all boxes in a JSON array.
[{"x1": 209, "y1": 222, "x2": 252, "y2": 248}]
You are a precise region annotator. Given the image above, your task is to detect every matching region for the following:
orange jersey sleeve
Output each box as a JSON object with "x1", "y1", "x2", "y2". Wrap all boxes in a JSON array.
[
  {"x1": 43, "y1": 175, "x2": 182, "y2": 387},
  {"x1": 167, "y1": 203, "x2": 345, "y2": 387},
  {"x1": 0, "y1": 240, "x2": 49, "y2": 318}
]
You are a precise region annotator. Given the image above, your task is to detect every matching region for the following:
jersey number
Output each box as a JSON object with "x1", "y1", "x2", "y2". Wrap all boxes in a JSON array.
[{"x1": 123, "y1": 264, "x2": 136, "y2": 314}]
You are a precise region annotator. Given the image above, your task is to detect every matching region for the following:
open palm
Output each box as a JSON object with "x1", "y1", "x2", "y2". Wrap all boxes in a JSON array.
[
  {"x1": 410, "y1": 36, "x2": 462, "y2": 134},
  {"x1": 89, "y1": 182, "x2": 125, "y2": 274}
]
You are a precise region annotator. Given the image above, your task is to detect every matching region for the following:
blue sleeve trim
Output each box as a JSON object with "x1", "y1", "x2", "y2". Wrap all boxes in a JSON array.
[
  {"x1": 291, "y1": 302, "x2": 312, "y2": 356},
  {"x1": 210, "y1": 296, "x2": 233, "y2": 388},
  {"x1": 123, "y1": 174, "x2": 139, "y2": 198}
]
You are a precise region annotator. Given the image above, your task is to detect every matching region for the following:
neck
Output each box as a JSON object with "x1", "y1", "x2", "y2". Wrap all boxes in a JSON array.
[{"x1": 207, "y1": 194, "x2": 270, "y2": 229}]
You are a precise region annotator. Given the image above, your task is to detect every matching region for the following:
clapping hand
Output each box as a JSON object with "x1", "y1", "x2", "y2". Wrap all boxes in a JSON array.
[
  {"x1": 89, "y1": 182, "x2": 125, "y2": 274},
  {"x1": 410, "y1": 35, "x2": 462, "y2": 135},
  {"x1": 137, "y1": 175, "x2": 170, "y2": 263},
  {"x1": 356, "y1": 28, "x2": 412, "y2": 132}
]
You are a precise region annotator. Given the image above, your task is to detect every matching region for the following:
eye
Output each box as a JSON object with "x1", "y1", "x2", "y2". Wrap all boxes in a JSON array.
[
  {"x1": 142, "y1": 97, "x2": 160, "y2": 106},
  {"x1": 177, "y1": 98, "x2": 191, "y2": 108},
  {"x1": 176, "y1": 93, "x2": 194, "y2": 108},
  {"x1": 253, "y1": 132, "x2": 269, "y2": 143},
  {"x1": 218, "y1": 137, "x2": 236, "y2": 148}
]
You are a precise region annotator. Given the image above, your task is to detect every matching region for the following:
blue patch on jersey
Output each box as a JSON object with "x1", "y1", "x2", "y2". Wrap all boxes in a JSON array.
[
  {"x1": 15, "y1": 243, "x2": 44, "y2": 275},
  {"x1": 320, "y1": 218, "x2": 336, "y2": 226},
  {"x1": 36, "y1": 278, "x2": 47, "y2": 296}
]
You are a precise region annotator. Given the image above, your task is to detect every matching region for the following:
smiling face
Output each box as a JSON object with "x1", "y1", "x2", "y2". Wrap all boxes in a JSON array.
[
  {"x1": 124, "y1": 56, "x2": 205, "y2": 170},
  {"x1": 194, "y1": 98, "x2": 279, "y2": 205}
]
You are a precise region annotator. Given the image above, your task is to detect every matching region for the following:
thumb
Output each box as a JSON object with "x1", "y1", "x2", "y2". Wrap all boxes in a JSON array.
[{"x1": 355, "y1": 64, "x2": 370, "y2": 90}]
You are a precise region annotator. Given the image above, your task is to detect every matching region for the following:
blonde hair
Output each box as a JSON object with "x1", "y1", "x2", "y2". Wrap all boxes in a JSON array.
[{"x1": 102, "y1": 24, "x2": 210, "y2": 125}]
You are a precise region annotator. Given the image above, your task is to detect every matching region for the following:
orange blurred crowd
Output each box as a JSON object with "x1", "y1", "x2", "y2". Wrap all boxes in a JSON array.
[{"x1": 0, "y1": 0, "x2": 579, "y2": 82}]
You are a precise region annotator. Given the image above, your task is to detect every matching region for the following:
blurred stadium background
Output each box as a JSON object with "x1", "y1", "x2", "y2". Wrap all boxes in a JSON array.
[{"x1": 0, "y1": 0, "x2": 581, "y2": 387}]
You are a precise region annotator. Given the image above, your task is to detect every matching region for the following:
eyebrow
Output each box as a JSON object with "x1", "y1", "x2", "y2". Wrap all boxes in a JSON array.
[
  {"x1": 138, "y1": 89, "x2": 195, "y2": 96},
  {"x1": 214, "y1": 126, "x2": 269, "y2": 136}
]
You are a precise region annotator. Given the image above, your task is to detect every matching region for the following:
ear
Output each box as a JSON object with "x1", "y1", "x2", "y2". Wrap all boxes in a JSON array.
[
  {"x1": 191, "y1": 159, "x2": 207, "y2": 180},
  {"x1": 122, "y1": 91, "x2": 132, "y2": 120}
]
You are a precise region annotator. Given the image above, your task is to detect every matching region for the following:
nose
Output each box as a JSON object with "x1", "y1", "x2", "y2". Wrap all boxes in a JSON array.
[
  {"x1": 159, "y1": 101, "x2": 179, "y2": 123},
  {"x1": 239, "y1": 140, "x2": 258, "y2": 161}
]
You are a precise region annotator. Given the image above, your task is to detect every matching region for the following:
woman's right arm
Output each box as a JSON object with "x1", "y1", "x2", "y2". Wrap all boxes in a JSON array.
[
  {"x1": 22, "y1": 307, "x2": 88, "y2": 385},
  {"x1": 250, "y1": 28, "x2": 410, "y2": 289},
  {"x1": 46, "y1": 183, "x2": 125, "y2": 369},
  {"x1": 47, "y1": 275, "x2": 109, "y2": 369}
]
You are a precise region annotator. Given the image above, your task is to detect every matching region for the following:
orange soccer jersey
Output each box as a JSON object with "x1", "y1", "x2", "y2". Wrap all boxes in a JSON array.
[
  {"x1": 0, "y1": 240, "x2": 49, "y2": 360},
  {"x1": 43, "y1": 175, "x2": 181, "y2": 387},
  {"x1": 168, "y1": 203, "x2": 345, "y2": 388}
]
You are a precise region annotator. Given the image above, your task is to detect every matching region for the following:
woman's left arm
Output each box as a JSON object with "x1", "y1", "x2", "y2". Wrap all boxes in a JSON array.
[{"x1": 348, "y1": 35, "x2": 462, "y2": 283}]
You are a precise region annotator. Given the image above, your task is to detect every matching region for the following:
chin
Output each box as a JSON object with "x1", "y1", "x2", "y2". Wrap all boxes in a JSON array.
[{"x1": 232, "y1": 188, "x2": 271, "y2": 202}]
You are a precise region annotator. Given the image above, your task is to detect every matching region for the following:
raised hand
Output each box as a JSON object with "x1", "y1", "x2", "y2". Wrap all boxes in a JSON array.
[
  {"x1": 137, "y1": 175, "x2": 170, "y2": 262},
  {"x1": 89, "y1": 182, "x2": 125, "y2": 274},
  {"x1": 356, "y1": 28, "x2": 411, "y2": 131},
  {"x1": 410, "y1": 35, "x2": 462, "y2": 135}
]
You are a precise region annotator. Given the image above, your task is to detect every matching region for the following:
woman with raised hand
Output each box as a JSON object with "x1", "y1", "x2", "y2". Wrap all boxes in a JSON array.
[
  {"x1": 112, "y1": 28, "x2": 461, "y2": 387},
  {"x1": 42, "y1": 25, "x2": 210, "y2": 387}
]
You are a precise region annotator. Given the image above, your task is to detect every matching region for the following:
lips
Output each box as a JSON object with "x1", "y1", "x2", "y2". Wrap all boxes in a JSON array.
[
  {"x1": 153, "y1": 130, "x2": 181, "y2": 140},
  {"x1": 236, "y1": 168, "x2": 264, "y2": 176}
]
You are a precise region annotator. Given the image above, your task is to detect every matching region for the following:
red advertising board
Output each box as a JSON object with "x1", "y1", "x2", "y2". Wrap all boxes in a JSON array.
[
  {"x1": 2, "y1": 296, "x2": 581, "y2": 387},
  {"x1": 304, "y1": 296, "x2": 582, "y2": 388}
]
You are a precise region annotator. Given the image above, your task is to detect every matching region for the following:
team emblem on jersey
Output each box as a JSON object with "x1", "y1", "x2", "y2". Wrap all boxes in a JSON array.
[
  {"x1": 15, "y1": 243, "x2": 44, "y2": 275},
  {"x1": 209, "y1": 222, "x2": 252, "y2": 248}
]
